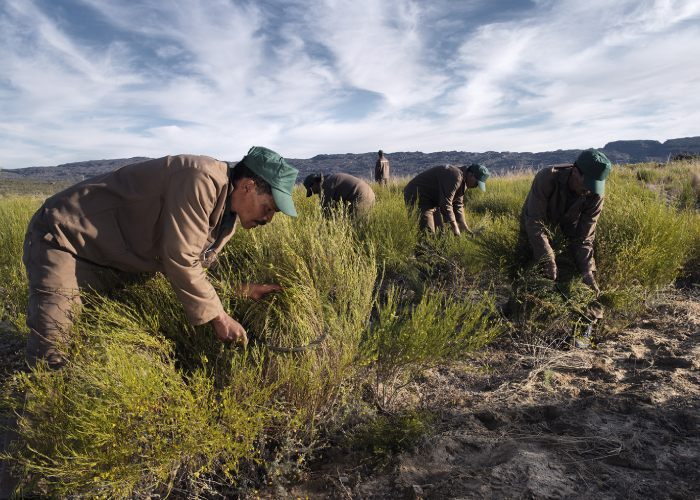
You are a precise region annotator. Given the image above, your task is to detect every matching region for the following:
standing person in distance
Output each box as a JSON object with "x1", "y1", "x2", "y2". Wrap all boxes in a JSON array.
[{"x1": 375, "y1": 150, "x2": 390, "y2": 186}]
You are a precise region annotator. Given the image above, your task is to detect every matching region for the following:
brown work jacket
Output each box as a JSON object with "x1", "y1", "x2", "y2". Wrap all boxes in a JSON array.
[
  {"x1": 375, "y1": 157, "x2": 390, "y2": 182},
  {"x1": 404, "y1": 165, "x2": 470, "y2": 227},
  {"x1": 521, "y1": 165, "x2": 604, "y2": 274},
  {"x1": 320, "y1": 173, "x2": 376, "y2": 212},
  {"x1": 33, "y1": 155, "x2": 237, "y2": 326}
]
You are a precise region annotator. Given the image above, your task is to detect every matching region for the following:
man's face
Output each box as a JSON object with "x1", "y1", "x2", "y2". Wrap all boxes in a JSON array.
[
  {"x1": 568, "y1": 166, "x2": 591, "y2": 196},
  {"x1": 230, "y1": 178, "x2": 279, "y2": 229},
  {"x1": 465, "y1": 172, "x2": 479, "y2": 189}
]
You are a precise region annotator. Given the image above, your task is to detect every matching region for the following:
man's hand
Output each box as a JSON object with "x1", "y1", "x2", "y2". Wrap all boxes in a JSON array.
[
  {"x1": 582, "y1": 271, "x2": 601, "y2": 296},
  {"x1": 211, "y1": 312, "x2": 248, "y2": 346},
  {"x1": 238, "y1": 283, "x2": 282, "y2": 301}
]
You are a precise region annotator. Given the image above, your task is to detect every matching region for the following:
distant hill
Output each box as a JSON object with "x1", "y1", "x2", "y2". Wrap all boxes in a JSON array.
[
  {"x1": 0, "y1": 157, "x2": 150, "y2": 182},
  {"x1": 2, "y1": 137, "x2": 699, "y2": 183}
]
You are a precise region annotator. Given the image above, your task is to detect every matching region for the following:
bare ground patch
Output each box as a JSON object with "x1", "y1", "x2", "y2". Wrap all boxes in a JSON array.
[{"x1": 277, "y1": 288, "x2": 700, "y2": 499}]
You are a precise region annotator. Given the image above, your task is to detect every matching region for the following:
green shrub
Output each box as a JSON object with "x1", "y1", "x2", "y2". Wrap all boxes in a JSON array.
[
  {"x1": 361, "y1": 285, "x2": 503, "y2": 407},
  {"x1": 596, "y1": 172, "x2": 696, "y2": 293},
  {"x1": 0, "y1": 198, "x2": 39, "y2": 329},
  {"x1": 350, "y1": 409, "x2": 434, "y2": 462},
  {"x1": 635, "y1": 168, "x2": 661, "y2": 183},
  {"x1": 220, "y1": 200, "x2": 376, "y2": 420},
  {"x1": 465, "y1": 174, "x2": 530, "y2": 217},
  {"x1": 5, "y1": 297, "x2": 274, "y2": 498},
  {"x1": 355, "y1": 186, "x2": 419, "y2": 279}
]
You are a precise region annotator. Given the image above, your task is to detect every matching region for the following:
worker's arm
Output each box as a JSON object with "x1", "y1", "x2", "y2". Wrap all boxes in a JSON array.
[
  {"x1": 438, "y1": 169, "x2": 463, "y2": 235},
  {"x1": 452, "y1": 185, "x2": 472, "y2": 235},
  {"x1": 572, "y1": 195, "x2": 604, "y2": 293},
  {"x1": 524, "y1": 169, "x2": 557, "y2": 278}
]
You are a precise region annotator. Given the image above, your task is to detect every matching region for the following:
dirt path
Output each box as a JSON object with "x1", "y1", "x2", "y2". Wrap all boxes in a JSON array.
[{"x1": 284, "y1": 289, "x2": 700, "y2": 499}]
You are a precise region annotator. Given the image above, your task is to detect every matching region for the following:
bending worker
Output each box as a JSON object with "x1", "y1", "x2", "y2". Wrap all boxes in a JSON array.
[
  {"x1": 23, "y1": 146, "x2": 298, "y2": 369},
  {"x1": 375, "y1": 150, "x2": 390, "y2": 185},
  {"x1": 303, "y1": 172, "x2": 376, "y2": 216},
  {"x1": 403, "y1": 163, "x2": 490, "y2": 235},
  {"x1": 518, "y1": 149, "x2": 612, "y2": 295}
]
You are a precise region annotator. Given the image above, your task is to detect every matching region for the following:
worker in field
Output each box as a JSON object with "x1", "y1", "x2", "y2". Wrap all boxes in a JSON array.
[
  {"x1": 403, "y1": 163, "x2": 490, "y2": 235},
  {"x1": 375, "y1": 150, "x2": 390, "y2": 185},
  {"x1": 517, "y1": 149, "x2": 612, "y2": 295},
  {"x1": 303, "y1": 172, "x2": 376, "y2": 216},
  {"x1": 22, "y1": 146, "x2": 298, "y2": 369}
]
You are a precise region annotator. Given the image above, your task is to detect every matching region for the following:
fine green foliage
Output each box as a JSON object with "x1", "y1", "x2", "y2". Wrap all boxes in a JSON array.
[
  {"x1": 356, "y1": 183, "x2": 419, "y2": 279},
  {"x1": 628, "y1": 160, "x2": 700, "y2": 210},
  {"x1": 6, "y1": 296, "x2": 275, "y2": 498},
  {"x1": 350, "y1": 410, "x2": 434, "y2": 462},
  {"x1": 219, "y1": 203, "x2": 378, "y2": 433},
  {"x1": 362, "y1": 286, "x2": 503, "y2": 407},
  {"x1": 596, "y1": 171, "x2": 697, "y2": 295},
  {"x1": 466, "y1": 174, "x2": 531, "y2": 217},
  {"x1": 0, "y1": 197, "x2": 39, "y2": 329}
]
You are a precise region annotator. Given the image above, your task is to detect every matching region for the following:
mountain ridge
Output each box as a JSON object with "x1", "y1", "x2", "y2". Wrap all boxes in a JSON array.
[{"x1": 2, "y1": 136, "x2": 699, "y2": 183}]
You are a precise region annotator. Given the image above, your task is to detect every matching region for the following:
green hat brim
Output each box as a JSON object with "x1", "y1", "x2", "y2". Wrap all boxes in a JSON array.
[
  {"x1": 584, "y1": 176, "x2": 606, "y2": 196},
  {"x1": 272, "y1": 188, "x2": 297, "y2": 217},
  {"x1": 477, "y1": 180, "x2": 486, "y2": 192}
]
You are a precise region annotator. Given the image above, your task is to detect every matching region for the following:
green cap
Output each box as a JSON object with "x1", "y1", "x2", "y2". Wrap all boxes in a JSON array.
[
  {"x1": 303, "y1": 173, "x2": 323, "y2": 197},
  {"x1": 575, "y1": 149, "x2": 612, "y2": 195},
  {"x1": 242, "y1": 146, "x2": 299, "y2": 217},
  {"x1": 468, "y1": 163, "x2": 490, "y2": 191}
]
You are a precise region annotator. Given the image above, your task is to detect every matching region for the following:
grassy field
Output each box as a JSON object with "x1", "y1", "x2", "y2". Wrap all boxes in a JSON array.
[{"x1": 1, "y1": 160, "x2": 699, "y2": 497}]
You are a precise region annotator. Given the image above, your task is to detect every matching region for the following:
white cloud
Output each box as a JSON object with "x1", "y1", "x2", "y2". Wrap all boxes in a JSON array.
[{"x1": 0, "y1": 0, "x2": 699, "y2": 168}]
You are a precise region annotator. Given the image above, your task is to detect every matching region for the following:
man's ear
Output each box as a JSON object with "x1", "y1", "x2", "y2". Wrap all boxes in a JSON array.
[{"x1": 240, "y1": 178, "x2": 256, "y2": 193}]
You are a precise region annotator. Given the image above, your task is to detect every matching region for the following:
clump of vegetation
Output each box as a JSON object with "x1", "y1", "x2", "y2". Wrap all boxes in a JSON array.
[
  {"x1": 362, "y1": 285, "x2": 503, "y2": 408},
  {"x1": 356, "y1": 183, "x2": 420, "y2": 280},
  {"x1": 0, "y1": 197, "x2": 39, "y2": 329},
  {"x1": 5, "y1": 297, "x2": 275, "y2": 498},
  {"x1": 350, "y1": 409, "x2": 435, "y2": 463},
  {"x1": 628, "y1": 160, "x2": 700, "y2": 210},
  {"x1": 596, "y1": 171, "x2": 697, "y2": 299}
]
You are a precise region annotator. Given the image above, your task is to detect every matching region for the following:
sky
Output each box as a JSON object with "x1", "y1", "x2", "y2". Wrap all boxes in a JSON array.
[{"x1": 1, "y1": 0, "x2": 699, "y2": 168}]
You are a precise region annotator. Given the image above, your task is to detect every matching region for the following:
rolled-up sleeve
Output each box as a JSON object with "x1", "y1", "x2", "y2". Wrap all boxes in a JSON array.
[
  {"x1": 571, "y1": 196, "x2": 603, "y2": 274},
  {"x1": 524, "y1": 171, "x2": 556, "y2": 266},
  {"x1": 159, "y1": 168, "x2": 224, "y2": 325}
]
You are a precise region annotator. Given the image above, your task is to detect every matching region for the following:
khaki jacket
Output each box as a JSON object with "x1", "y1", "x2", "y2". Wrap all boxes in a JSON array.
[
  {"x1": 521, "y1": 165, "x2": 603, "y2": 274},
  {"x1": 33, "y1": 155, "x2": 237, "y2": 325},
  {"x1": 320, "y1": 173, "x2": 376, "y2": 213},
  {"x1": 403, "y1": 165, "x2": 469, "y2": 227},
  {"x1": 375, "y1": 157, "x2": 390, "y2": 182}
]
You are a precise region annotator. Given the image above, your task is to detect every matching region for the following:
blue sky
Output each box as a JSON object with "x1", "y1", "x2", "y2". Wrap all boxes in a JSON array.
[{"x1": 1, "y1": 0, "x2": 699, "y2": 168}]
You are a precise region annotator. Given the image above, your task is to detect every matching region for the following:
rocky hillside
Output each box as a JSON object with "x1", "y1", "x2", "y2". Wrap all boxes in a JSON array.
[{"x1": 2, "y1": 137, "x2": 699, "y2": 183}]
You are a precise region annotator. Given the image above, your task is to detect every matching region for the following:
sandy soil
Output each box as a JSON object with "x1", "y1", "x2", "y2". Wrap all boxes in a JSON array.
[{"x1": 280, "y1": 288, "x2": 700, "y2": 499}]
